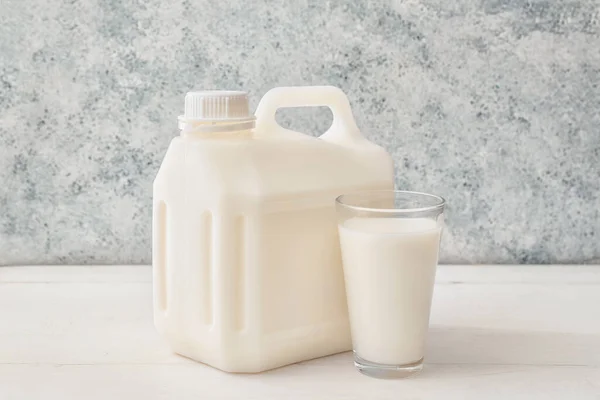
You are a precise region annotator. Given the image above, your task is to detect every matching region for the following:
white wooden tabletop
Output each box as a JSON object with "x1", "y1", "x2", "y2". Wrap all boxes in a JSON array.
[{"x1": 1, "y1": 265, "x2": 599, "y2": 399}]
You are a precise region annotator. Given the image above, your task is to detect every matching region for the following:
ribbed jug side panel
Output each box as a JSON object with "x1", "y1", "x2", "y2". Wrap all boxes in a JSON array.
[
  {"x1": 201, "y1": 211, "x2": 214, "y2": 326},
  {"x1": 233, "y1": 216, "x2": 247, "y2": 332},
  {"x1": 153, "y1": 200, "x2": 168, "y2": 312}
]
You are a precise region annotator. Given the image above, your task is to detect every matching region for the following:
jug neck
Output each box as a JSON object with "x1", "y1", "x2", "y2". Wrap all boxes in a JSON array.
[{"x1": 179, "y1": 120, "x2": 254, "y2": 138}]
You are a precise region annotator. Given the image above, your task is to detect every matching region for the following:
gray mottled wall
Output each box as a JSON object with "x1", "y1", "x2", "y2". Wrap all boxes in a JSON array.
[{"x1": 1, "y1": 0, "x2": 599, "y2": 265}]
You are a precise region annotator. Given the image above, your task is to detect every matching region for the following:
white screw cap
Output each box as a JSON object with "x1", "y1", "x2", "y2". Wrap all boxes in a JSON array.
[{"x1": 184, "y1": 91, "x2": 252, "y2": 121}]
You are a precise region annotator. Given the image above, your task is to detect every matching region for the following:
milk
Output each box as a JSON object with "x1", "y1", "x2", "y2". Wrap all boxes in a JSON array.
[
  {"x1": 338, "y1": 217, "x2": 441, "y2": 365},
  {"x1": 153, "y1": 87, "x2": 394, "y2": 372}
]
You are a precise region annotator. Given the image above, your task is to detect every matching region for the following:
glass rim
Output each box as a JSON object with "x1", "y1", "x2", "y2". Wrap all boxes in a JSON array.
[{"x1": 335, "y1": 190, "x2": 446, "y2": 214}]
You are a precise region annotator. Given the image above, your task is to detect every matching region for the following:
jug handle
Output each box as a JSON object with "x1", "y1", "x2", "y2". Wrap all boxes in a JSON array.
[{"x1": 255, "y1": 86, "x2": 366, "y2": 145}]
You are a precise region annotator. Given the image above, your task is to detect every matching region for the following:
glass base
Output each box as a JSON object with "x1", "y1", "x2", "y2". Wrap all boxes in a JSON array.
[{"x1": 354, "y1": 353, "x2": 424, "y2": 379}]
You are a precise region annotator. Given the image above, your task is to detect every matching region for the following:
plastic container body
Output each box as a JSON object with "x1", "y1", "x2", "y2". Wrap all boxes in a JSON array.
[{"x1": 153, "y1": 86, "x2": 394, "y2": 372}]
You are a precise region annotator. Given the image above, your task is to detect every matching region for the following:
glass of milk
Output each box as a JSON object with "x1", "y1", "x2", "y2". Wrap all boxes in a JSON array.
[{"x1": 336, "y1": 190, "x2": 445, "y2": 379}]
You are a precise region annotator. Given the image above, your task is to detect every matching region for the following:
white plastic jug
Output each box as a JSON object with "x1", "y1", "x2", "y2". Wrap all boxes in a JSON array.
[{"x1": 153, "y1": 86, "x2": 394, "y2": 372}]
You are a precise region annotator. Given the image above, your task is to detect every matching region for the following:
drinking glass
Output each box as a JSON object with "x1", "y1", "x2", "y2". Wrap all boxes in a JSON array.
[{"x1": 336, "y1": 190, "x2": 445, "y2": 379}]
